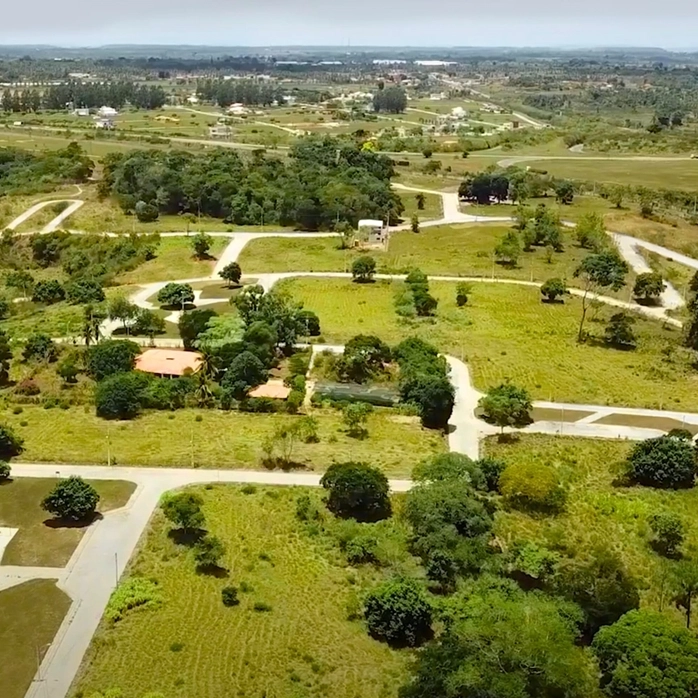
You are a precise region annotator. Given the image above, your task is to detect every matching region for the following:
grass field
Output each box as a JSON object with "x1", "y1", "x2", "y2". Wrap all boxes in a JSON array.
[
  {"x1": 604, "y1": 210, "x2": 698, "y2": 257},
  {"x1": 2, "y1": 407, "x2": 445, "y2": 476},
  {"x1": 0, "y1": 579, "x2": 72, "y2": 698},
  {"x1": 73, "y1": 485, "x2": 409, "y2": 698},
  {"x1": 0, "y1": 477, "x2": 136, "y2": 566},
  {"x1": 484, "y1": 433, "x2": 698, "y2": 616},
  {"x1": 115, "y1": 236, "x2": 229, "y2": 284},
  {"x1": 397, "y1": 191, "x2": 443, "y2": 221},
  {"x1": 281, "y1": 277, "x2": 696, "y2": 409}
]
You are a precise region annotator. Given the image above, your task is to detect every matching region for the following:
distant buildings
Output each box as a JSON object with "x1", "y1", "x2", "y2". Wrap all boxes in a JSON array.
[{"x1": 208, "y1": 123, "x2": 233, "y2": 138}]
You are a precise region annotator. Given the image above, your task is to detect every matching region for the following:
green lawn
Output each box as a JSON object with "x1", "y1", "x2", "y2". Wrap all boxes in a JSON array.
[
  {"x1": 116, "y1": 237, "x2": 229, "y2": 284},
  {"x1": 281, "y1": 277, "x2": 696, "y2": 409},
  {"x1": 73, "y1": 485, "x2": 410, "y2": 698},
  {"x1": 397, "y1": 191, "x2": 443, "y2": 221},
  {"x1": 484, "y1": 434, "x2": 698, "y2": 617},
  {"x1": 0, "y1": 580, "x2": 72, "y2": 698},
  {"x1": 2, "y1": 406, "x2": 445, "y2": 477},
  {"x1": 0, "y1": 477, "x2": 136, "y2": 566}
]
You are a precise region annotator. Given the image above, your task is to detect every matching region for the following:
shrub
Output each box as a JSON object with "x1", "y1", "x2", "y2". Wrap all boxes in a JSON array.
[
  {"x1": 65, "y1": 279, "x2": 105, "y2": 304},
  {"x1": 500, "y1": 462, "x2": 566, "y2": 512},
  {"x1": 95, "y1": 372, "x2": 149, "y2": 420},
  {"x1": 344, "y1": 533, "x2": 378, "y2": 564},
  {"x1": 87, "y1": 340, "x2": 141, "y2": 381},
  {"x1": 400, "y1": 374, "x2": 454, "y2": 430},
  {"x1": 16, "y1": 378, "x2": 40, "y2": 396},
  {"x1": 253, "y1": 601, "x2": 272, "y2": 612},
  {"x1": 32, "y1": 279, "x2": 65, "y2": 304},
  {"x1": 296, "y1": 494, "x2": 322, "y2": 522},
  {"x1": 22, "y1": 333, "x2": 57, "y2": 362},
  {"x1": 194, "y1": 534, "x2": 226, "y2": 569},
  {"x1": 364, "y1": 577, "x2": 432, "y2": 647},
  {"x1": 105, "y1": 577, "x2": 162, "y2": 622},
  {"x1": 297, "y1": 310, "x2": 321, "y2": 336},
  {"x1": 320, "y1": 461, "x2": 391, "y2": 522},
  {"x1": 351, "y1": 256, "x2": 376, "y2": 283},
  {"x1": 627, "y1": 435, "x2": 696, "y2": 489},
  {"x1": 221, "y1": 585, "x2": 239, "y2": 607},
  {"x1": 479, "y1": 382, "x2": 533, "y2": 432},
  {"x1": 161, "y1": 491, "x2": 205, "y2": 532},
  {"x1": 649, "y1": 512, "x2": 685, "y2": 557},
  {"x1": 540, "y1": 277, "x2": 568, "y2": 302},
  {"x1": 455, "y1": 282, "x2": 470, "y2": 307},
  {"x1": 0, "y1": 423, "x2": 24, "y2": 459},
  {"x1": 41, "y1": 476, "x2": 100, "y2": 520},
  {"x1": 0, "y1": 461, "x2": 10, "y2": 480}
]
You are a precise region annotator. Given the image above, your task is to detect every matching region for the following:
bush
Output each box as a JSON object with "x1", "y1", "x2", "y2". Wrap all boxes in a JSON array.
[
  {"x1": 0, "y1": 461, "x2": 10, "y2": 480},
  {"x1": 297, "y1": 310, "x2": 321, "y2": 336},
  {"x1": 65, "y1": 278, "x2": 105, "y2": 305},
  {"x1": 253, "y1": 601, "x2": 272, "y2": 612},
  {"x1": 105, "y1": 577, "x2": 162, "y2": 622},
  {"x1": 627, "y1": 435, "x2": 696, "y2": 489},
  {"x1": 540, "y1": 277, "x2": 568, "y2": 302},
  {"x1": 87, "y1": 340, "x2": 141, "y2": 381},
  {"x1": 41, "y1": 475, "x2": 100, "y2": 521},
  {"x1": 351, "y1": 256, "x2": 376, "y2": 283},
  {"x1": 344, "y1": 533, "x2": 378, "y2": 564},
  {"x1": 295, "y1": 494, "x2": 322, "y2": 522},
  {"x1": 500, "y1": 462, "x2": 566, "y2": 512},
  {"x1": 95, "y1": 371, "x2": 149, "y2": 420},
  {"x1": 455, "y1": 282, "x2": 470, "y2": 307},
  {"x1": 31, "y1": 279, "x2": 65, "y2": 304},
  {"x1": 16, "y1": 378, "x2": 40, "y2": 396},
  {"x1": 364, "y1": 577, "x2": 432, "y2": 647},
  {"x1": 194, "y1": 534, "x2": 226, "y2": 569},
  {"x1": 161, "y1": 491, "x2": 205, "y2": 532},
  {"x1": 400, "y1": 374, "x2": 454, "y2": 430},
  {"x1": 649, "y1": 512, "x2": 684, "y2": 557},
  {"x1": 0, "y1": 423, "x2": 24, "y2": 459},
  {"x1": 478, "y1": 382, "x2": 532, "y2": 431},
  {"x1": 221, "y1": 585, "x2": 239, "y2": 607},
  {"x1": 320, "y1": 461, "x2": 391, "y2": 522},
  {"x1": 22, "y1": 333, "x2": 57, "y2": 362}
]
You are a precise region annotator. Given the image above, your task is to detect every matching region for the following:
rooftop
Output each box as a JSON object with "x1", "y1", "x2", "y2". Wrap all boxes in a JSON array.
[
  {"x1": 248, "y1": 380, "x2": 292, "y2": 400},
  {"x1": 135, "y1": 349, "x2": 202, "y2": 377}
]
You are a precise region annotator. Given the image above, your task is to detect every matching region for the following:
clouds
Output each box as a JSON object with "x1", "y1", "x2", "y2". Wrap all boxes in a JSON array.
[{"x1": 1, "y1": 0, "x2": 697, "y2": 48}]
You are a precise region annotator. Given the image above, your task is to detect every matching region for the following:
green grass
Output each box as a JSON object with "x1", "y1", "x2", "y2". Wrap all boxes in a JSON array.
[
  {"x1": 397, "y1": 191, "x2": 443, "y2": 221},
  {"x1": 2, "y1": 406, "x2": 445, "y2": 476},
  {"x1": 281, "y1": 277, "x2": 696, "y2": 409},
  {"x1": 116, "y1": 237, "x2": 228, "y2": 284},
  {"x1": 0, "y1": 580, "x2": 72, "y2": 698},
  {"x1": 73, "y1": 485, "x2": 410, "y2": 698},
  {"x1": 484, "y1": 433, "x2": 698, "y2": 617},
  {"x1": 0, "y1": 477, "x2": 136, "y2": 566}
]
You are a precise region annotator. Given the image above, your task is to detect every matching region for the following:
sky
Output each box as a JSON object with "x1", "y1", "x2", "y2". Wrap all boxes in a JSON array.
[{"x1": 1, "y1": 0, "x2": 698, "y2": 49}]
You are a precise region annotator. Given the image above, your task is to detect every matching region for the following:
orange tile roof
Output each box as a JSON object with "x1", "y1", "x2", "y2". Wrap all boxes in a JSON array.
[
  {"x1": 135, "y1": 349, "x2": 202, "y2": 377},
  {"x1": 248, "y1": 380, "x2": 292, "y2": 399}
]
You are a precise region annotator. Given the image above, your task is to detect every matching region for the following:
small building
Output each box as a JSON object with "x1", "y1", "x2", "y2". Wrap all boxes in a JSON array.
[
  {"x1": 248, "y1": 380, "x2": 291, "y2": 400},
  {"x1": 97, "y1": 105, "x2": 118, "y2": 118},
  {"x1": 135, "y1": 349, "x2": 202, "y2": 378},
  {"x1": 208, "y1": 124, "x2": 233, "y2": 138},
  {"x1": 94, "y1": 118, "x2": 115, "y2": 130},
  {"x1": 358, "y1": 219, "x2": 387, "y2": 245},
  {"x1": 73, "y1": 108, "x2": 90, "y2": 117}
]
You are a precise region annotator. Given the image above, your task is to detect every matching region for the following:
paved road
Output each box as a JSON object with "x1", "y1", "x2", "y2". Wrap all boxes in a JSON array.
[{"x1": 6, "y1": 199, "x2": 84, "y2": 232}]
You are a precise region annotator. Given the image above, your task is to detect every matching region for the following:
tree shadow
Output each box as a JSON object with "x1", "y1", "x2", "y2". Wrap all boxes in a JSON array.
[
  {"x1": 260, "y1": 457, "x2": 309, "y2": 472},
  {"x1": 496, "y1": 432, "x2": 521, "y2": 445},
  {"x1": 649, "y1": 541, "x2": 684, "y2": 560},
  {"x1": 167, "y1": 527, "x2": 207, "y2": 547},
  {"x1": 540, "y1": 298, "x2": 565, "y2": 305},
  {"x1": 195, "y1": 563, "x2": 229, "y2": 578},
  {"x1": 634, "y1": 297, "x2": 662, "y2": 307},
  {"x1": 346, "y1": 428, "x2": 369, "y2": 440},
  {"x1": 369, "y1": 625, "x2": 434, "y2": 649},
  {"x1": 43, "y1": 511, "x2": 102, "y2": 529}
]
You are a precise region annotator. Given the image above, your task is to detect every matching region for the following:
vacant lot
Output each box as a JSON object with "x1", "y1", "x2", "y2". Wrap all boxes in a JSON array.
[
  {"x1": 0, "y1": 477, "x2": 136, "y2": 566},
  {"x1": 3, "y1": 407, "x2": 445, "y2": 476},
  {"x1": 485, "y1": 433, "x2": 698, "y2": 616},
  {"x1": 0, "y1": 579, "x2": 72, "y2": 698},
  {"x1": 282, "y1": 277, "x2": 696, "y2": 409},
  {"x1": 397, "y1": 191, "x2": 443, "y2": 221},
  {"x1": 73, "y1": 485, "x2": 409, "y2": 698}
]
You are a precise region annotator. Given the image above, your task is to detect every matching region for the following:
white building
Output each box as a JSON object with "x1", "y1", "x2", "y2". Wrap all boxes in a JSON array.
[
  {"x1": 73, "y1": 108, "x2": 90, "y2": 117},
  {"x1": 209, "y1": 124, "x2": 233, "y2": 138},
  {"x1": 97, "y1": 106, "x2": 118, "y2": 118}
]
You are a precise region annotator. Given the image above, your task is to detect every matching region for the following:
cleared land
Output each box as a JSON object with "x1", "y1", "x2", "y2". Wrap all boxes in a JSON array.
[
  {"x1": 0, "y1": 579, "x2": 72, "y2": 698},
  {"x1": 0, "y1": 477, "x2": 136, "y2": 566},
  {"x1": 485, "y1": 433, "x2": 698, "y2": 616},
  {"x1": 2, "y1": 407, "x2": 445, "y2": 476},
  {"x1": 281, "y1": 277, "x2": 695, "y2": 409},
  {"x1": 73, "y1": 485, "x2": 409, "y2": 698},
  {"x1": 397, "y1": 191, "x2": 442, "y2": 221}
]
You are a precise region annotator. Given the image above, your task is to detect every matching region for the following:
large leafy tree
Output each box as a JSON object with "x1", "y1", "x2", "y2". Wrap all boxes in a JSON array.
[
  {"x1": 320, "y1": 461, "x2": 391, "y2": 522},
  {"x1": 0, "y1": 423, "x2": 24, "y2": 460},
  {"x1": 220, "y1": 351, "x2": 267, "y2": 400},
  {"x1": 156, "y1": 282, "x2": 194, "y2": 310},
  {"x1": 338, "y1": 334, "x2": 391, "y2": 383},
  {"x1": 161, "y1": 492, "x2": 205, "y2": 532},
  {"x1": 41, "y1": 476, "x2": 100, "y2": 521},
  {"x1": 626, "y1": 435, "x2": 696, "y2": 489},
  {"x1": 478, "y1": 382, "x2": 532, "y2": 433},
  {"x1": 87, "y1": 340, "x2": 141, "y2": 381}
]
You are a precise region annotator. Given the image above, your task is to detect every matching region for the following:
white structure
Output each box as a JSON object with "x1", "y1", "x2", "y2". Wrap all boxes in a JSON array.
[
  {"x1": 416, "y1": 60, "x2": 457, "y2": 67},
  {"x1": 358, "y1": 219, "x2": 387, "y2": 245},
  {"x1": 97, "y1": 106, "x2": 118, "y2": 118},
  {"x1": 94, "y1": 118, "x2": 114, "y2": 130},
  {"x1": 187, "y1": 95, "x2": 199, "y2": 104},
  {"x1": 73, "y1": 108, "x2": 90, "y2": 117},
  {"x1": 226, "y1": 103, "x2": 248, "y2": 115},
  {"x1": 209, "y1": 124, "x2": 233, "y2": 138}
]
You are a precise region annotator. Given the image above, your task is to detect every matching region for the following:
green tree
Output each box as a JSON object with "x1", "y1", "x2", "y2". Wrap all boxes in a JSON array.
[
  {"x1": 338, "y1": 335, "x2": 391, "y2": 383},
  {"x1": 604, "y1": 312, "x2": 637, "y2": 350},
  {"x1": 82, "y1": 304, "x2": 107, "y2": 347},
  {"x1": 401, "y1": 578, "x2": 596, "y2": 698},
  {"x1": 673, "y1": 560, "x2": 698, "y2": 629},
  {"x1": 500, "y1": 462, "x2": 566, "y2": 512},
  {"x1": 22, "y1": 333, "x2": 56, "y2": 362},
  {"x1": 364, "y1": 577, "x2": 432, "y2": 647},
  {"x1": 219, "y1": 262, "x2": 242, "y2": 287},
  {"x1": 297, "y1": 310, "x2": 321, "y2": 336},
  {"x1": 352, "y1": 255, "x2": 377, "y2": 283},
  {"x1": 575, "y1": 212, "x2": 607, "y2": 251},
  {"x1": 0, "y1": 329, "x2": 12, "y2": 385},
  {"x1": 415, "y1": 193, "x2": 426, "y2": 210},
  {"x1": 194, "y1": 534, "x2": 226, "y2": 570},
  {"x1": 221, "y1": 350, "x2": 267, "y2": 400},
  {"x1": 400, "y1": 374, "x2": 455, "y2": 430},
  {"x1": 132, "y1": 309, "x2": 166, "y2": 341},
  {"x1": 108, "y1": 295, "x2": 138, "y2": 334},
  {"x1": 494, "y1": 230, "x2": 521, "y2": 267},
  {"x1": 178, "y1": 308, "x2": 218, "y2": 350},
  {"x1": 627, "y1": 435, "x2": 696, "y2": 489},
  {"x1": 135, "y1": 201, "x2": 159, "y2": 223},
  {"x1": 540, "y1": 277, "x2": 568, "y2": 302},
  {"x1": 649, "y1": 511, "x2": 685, "y2": 557},
  {"x1": 161, "y1": 491, "x2": 205, "y2": 532},
  {"x1": 410, "y1": 214, "x2": 420, "y2": 233},
  {"x1": 5, "y1": 269, "x2": 34, "y2": 298},
  {"x1": 191, "y1": 232, "x2": 212, "y2": 259},
  {"x1": 87, "y1": 340, "x2": 140, "y2": 381},
  {"x1": 0, "y1": 424, "x2": 24, "y2": 460},
  {"x1": 57, "y1": 354, "x2": 80, "y2": 384},
  {"x1": 573, "y1": 252, "x2": 628, "y2": 341},
  {"x1": 0, "y1": 461, "x2": 10, "y2": 481},
  {"x1": 478, "y1": 382, "x2": 532, "y2": 433},
  {"x1": 592, "y1": 610, "x2": 698, "y2": 698},
  {"x1": 554, "y1": 179, "x2": 575, "y2": 204},
  {"x1": 342, "y1": 401, "x2": 374, "y2": 437},
  {"x1": 232, "y1": 284, "x2": 266, "y2": 325},
  {"x1": 41, "y1": 476, "x2": 100, "y2": 521},
  {"x1": 412, "y1": 452, "x2": 487, "y2": 489},
  {"x1": 455, "y1": 282, "x2": 470, "y2": 307},
  {"x1": 32, "y1": 279, "x2": 65, "y2": 305},
  {"x1": 320, "y1": 461, "x2": 391, "y2": 522},
  {"x1": 633, "y1": 271, "x2": 665, "y2": 304},
  {"x1": 65, "y1": 279, "x2": 105, "y2": 305},
  {"x1": 372, "y1": 86, "x2": 408, "y2": 114},
  {"x1": 156, "y1": 282, "x2": 194, "y2": 310},
  {"x1": 95, "y1": 372, "x2": 148, "y2": 420}
]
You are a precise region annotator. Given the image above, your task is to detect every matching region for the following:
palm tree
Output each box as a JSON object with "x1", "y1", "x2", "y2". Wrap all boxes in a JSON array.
[{"x1": 83, "y1": 304, "x2": 107, "y2": 346}]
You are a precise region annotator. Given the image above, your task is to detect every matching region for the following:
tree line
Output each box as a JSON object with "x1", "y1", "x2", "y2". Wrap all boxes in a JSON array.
[{"x1": 196, "y1": 79, "x2": 286, "y2": 107}]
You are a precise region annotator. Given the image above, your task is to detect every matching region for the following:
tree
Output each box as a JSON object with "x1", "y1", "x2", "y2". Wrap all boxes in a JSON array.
[
  {"x1": 554, "y1": 179, "x2": 575, "y2": 204},
  {"x1": 0, "y1": 461, "x2": 10, "y2": 481},
  {"x1": 633, "y1": 271, "x2": 665, "y2": 304},
  {"x1": 57, "y1": 354, "x2": 80, "y2": 384},
  {"x1": 156, "y1": 283, "x2": 194, "y2": 310},
  {"x1": 372, "y1": 86, "x2": 407, "y2": 114},
  {"x1": 232, "y1": 284, "x2": 265, "y2": 325},
  {"x1": 219, "y1": 262, "x2": 242, "y2": 287},
  {"x1": 415, "y1": 193, "x2": 426, "y2": 210},
  {"x1": 0, "y1": 329, "x2": 12, "y2": 385},
  {"x1": 87, "y1": 340, "x2": 140, "y2": 380},
  {"x1": 401, "y1": 578, "x2": 597, "y2": 698},
  {"x1": 5, "y1": 269, "x2": 34, "y2": 298},
  {"x1": 221, "y1": 350, "x2": 267, "y2": 400},
  {"x1": 573, "y1": 252, "x2": 628, "y2": 341},
  {"x1": 364, "y1": 578, "x2": 432, "y2": 647},
  {"x1": 32, "y1": 279, "x2": 65, "y2": 304},
  {"x1": 0, "y1": 424, "x2": 24, "y2": 460},
  {"x1": 338, "y1": 335, "x2": 391, "y2": 383},
  {"x1": 191, "y1": 232, "x2": 212, "y2": 259},
  {"x1": 65, "y1": 279, "x2": 105, "y2": 305},
  {"x1": 627, "y1": 435, "x2": 696, "y2": 489},
  {"x1": 673, "y1": 560, "x2": 698, "y2": 629},
  {"x1": 161, "y1": 491, "x2": 205, "y2": 532},
  {"x1": 108, "y1": 295, "x2": 138, "y2": 333},
  {"x1": 500, "y1": 462, "x2": 566, "y2": 512},
  {"x1": 297, "y1": 310, "x2": 321, "y2": 337},
  {"x1": 649, "y1": 511, "x2": 684, "y2": 557},
  {"x1": 495, "y1": 230, "x2": 521, "y2": 267},
  {"x1": 412, "y1": 287, "x2": 438, "y2": 317},
  {"x1": 132, "y1": 309, "x2": 166, "y2": 341},
  {"x1": 135, "y1": 201, "x2": 159, "y2": 223},
  {"x1": 604, "y1": 312, "x2": 637, "y2": 350},
  {"x1": 95, "y1": 372, "x2": 148, "y2": 420},
  {"x1": 540, "y1": 277, "x2": 568, "y2": 302},
  {"x1": 575, "y1": 212, "x2": 607, "y2": 251},
  {"x1": 343, "y1": 401, "x2": 374, "y2": 437},
  {"x1": 592, "y1": 610, "x2": 698, "y2": 698},
  {"x1": 556, "y1": 549, "x2": 640, "y2": 640},
  {"x1": 320, "y1": 461, "x2": 391, "y2": 522},
  {"x1": 352, "y1": 256, "x2": 376, "y2": 283},
  {"x1": 411, "y1": 214, "x2": 420, "y2": 233},
  {"x1": 22, "y1": 333, "x2": 56, "y2": 362},
  {"x1": 412, "y1": 452, "x2": 487, "y2": 489},
  {"x1": 455, "y1": 282, "x2": 470, "y2": 307},
  {"x1": 194, "y1": 534, "x2": 226, "y2": 570},
  {"x1": 400, "y1": 374, "x2": 455, "y2": 430},
  {"x1": 178, "y1": 309, "x2": 218, "y2": 350},
  {"x1": 478, "y1": 382, "x2": 532, "y2": 433},
  {"x1": 41, "y1": 476, "x2": 100, "y2": 521}
]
